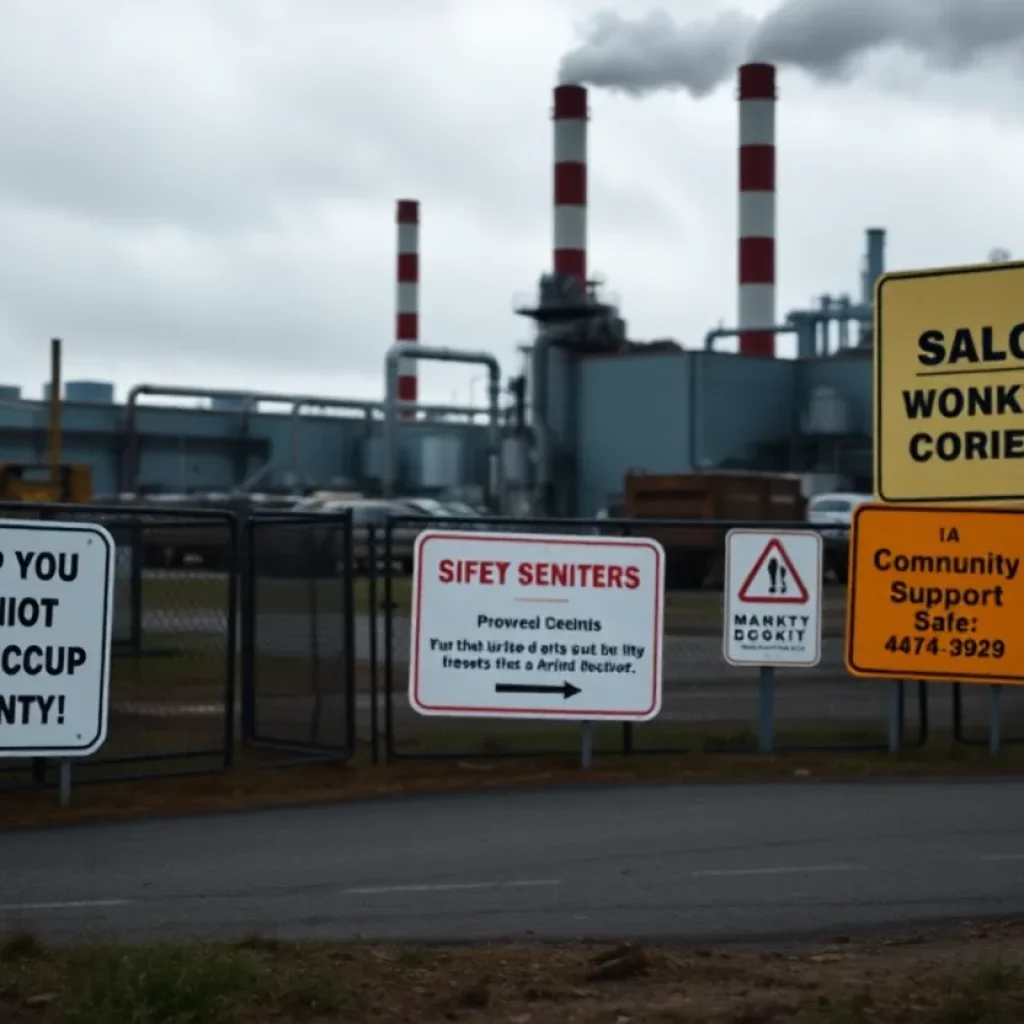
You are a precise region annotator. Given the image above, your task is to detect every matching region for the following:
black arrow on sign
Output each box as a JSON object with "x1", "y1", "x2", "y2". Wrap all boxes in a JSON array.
[{"x1": 495, "y1": 681, "x2": 582, "y2": 700}]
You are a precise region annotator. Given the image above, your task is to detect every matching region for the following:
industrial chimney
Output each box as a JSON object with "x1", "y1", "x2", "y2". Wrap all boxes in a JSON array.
[
  {"x1": 395, "y1": 199, "x2": 419, "y2": 416},
  {"x1": 552, "y1": 84, "x2": 588, "y2": 288},
  {"x1": 737, "y1": 63, "x2": 776, "y2": 357}
]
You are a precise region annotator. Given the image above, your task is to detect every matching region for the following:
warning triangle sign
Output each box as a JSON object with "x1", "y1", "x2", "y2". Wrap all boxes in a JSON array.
[{"x1": 737, "y1": 538, "x2": 809, "y2": 604}]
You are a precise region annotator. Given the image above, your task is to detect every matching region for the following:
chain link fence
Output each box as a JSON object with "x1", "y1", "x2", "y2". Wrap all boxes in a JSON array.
[
  {"x1": 240, "y1": 512, "x2": 356, "y2": 762},
  {"x1": 0, "y1": 502, "x2": 238, "y2": 789},
  {"x1": 372, "y1": 515, "x2": 982, "y2": 762}
]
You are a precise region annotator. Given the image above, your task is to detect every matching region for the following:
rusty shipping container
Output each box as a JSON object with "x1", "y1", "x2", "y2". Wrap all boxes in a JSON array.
[{"x1": 623, "y1": 471, "x2": 806, "y2": 589}]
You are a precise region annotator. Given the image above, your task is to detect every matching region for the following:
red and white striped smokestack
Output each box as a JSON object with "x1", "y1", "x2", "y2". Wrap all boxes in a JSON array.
[
  {"x1": 738, "y1": 63, "x2": 777, "y2": 358},
  {"x1": 553, "y1": 84, "x2": 588, "y2": 287},
  {"x1": 395, "y1": 199, "x2": 419, "y2": 414}
]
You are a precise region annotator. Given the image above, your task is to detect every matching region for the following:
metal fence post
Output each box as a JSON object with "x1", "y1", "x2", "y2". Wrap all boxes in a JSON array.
[
  {"x1": 580, "y1": 722, "x2": 594, "y2": 768},
  {"x1": 305, "y1": 526, "x2": 322, "y2": 747},
  {"x1": 990, "y1": 684, "x2": 1003, "y2": 756},
  {"x1": 758, "y1": 666, "x2": 775, "y2": 753},
  {"x1": 368, "y1": 526, "x2": 380, "y2": 766},
  {"x1": 222, "y1": 513, "x2": 239, "y2": 769},
  {"x1": 888, "y1": 681, "x2": 903, "y2": 754},
  {"x1": 342, "y1": 509, "x2": 357, "y2": 758},
  {"x1": 59, "y1": 760, "x2": 72, "y2": 809},
  {"x1": 240, "y1": 517, "x2": 257, "y2": 743},
  {"x1": 128, "y1": 519, "x2": 144, "y2": 655},
  {"x1": 383, "y1": 522, "x2": 395, "y2": 764}
]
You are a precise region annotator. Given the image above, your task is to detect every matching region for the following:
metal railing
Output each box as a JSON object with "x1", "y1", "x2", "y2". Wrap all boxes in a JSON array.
[
  {"x1": 1, "y1": 505, "x2": 1014, "y2": 792},
  {"x1": 239, "y1": 512, "x2": 356, "y2": 763},
  {"x1": 369, "y1": 515, "x2": 939, "y2": 764},
  {"x1": 0, "y1": 502, "x2": 238, "y2": 789}
]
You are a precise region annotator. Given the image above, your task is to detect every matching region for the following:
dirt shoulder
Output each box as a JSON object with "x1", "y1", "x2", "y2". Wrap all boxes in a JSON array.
[
  {"x1": 2, "y1": 920, "x2": 1024, "y2": 1023},
  {"x1": 3, "y1": 743, "x2": 1024, "y2": 832}
]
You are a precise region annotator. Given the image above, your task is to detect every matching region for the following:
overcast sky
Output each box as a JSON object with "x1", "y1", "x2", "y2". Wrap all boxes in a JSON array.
[{"x1": 1, "y1": 0, "x2": 1019, "y2": 407}]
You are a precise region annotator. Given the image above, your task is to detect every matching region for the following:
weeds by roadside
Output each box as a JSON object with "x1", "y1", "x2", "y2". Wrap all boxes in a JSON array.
[{"x1": 1, "y1": 921, "x2": 1023, "y2": 1023}]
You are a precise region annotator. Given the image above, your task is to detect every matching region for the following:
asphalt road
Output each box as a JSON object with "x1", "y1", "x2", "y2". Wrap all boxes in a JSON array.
[{"x1": 4, "y1": 780, "x2": 1024, "y2": 945}]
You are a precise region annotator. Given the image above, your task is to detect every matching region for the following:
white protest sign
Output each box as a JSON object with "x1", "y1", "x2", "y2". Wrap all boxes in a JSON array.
[
  {"x1": 409, "y1": 529, "x2": 664, "y2": 721},
  {"x1": 0, "y1": 519, "x2": 115, "y2": 756},
  {"x1": 723, "y1": 529, "x2": 823, "y2": 668}
]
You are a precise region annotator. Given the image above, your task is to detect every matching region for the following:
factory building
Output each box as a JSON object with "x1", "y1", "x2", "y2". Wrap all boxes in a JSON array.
[
  {"x1": 519, "y1": 62, "x2": 877, "y2": 515},
  {"x1": 0, "y1": 63, "x2": 881, "y2": 510}
]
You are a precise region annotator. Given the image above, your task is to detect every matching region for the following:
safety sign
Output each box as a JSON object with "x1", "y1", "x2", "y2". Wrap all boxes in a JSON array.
[
  {"x1": 408, "y1": 529, "x2": 665, "y2": 721},
  {"x1": 723, "y1": 530, "x2": 823, "y2": 667},
  {"x1": 0, "y1": 518, "x2": 115, "y2": 757},
  {"x1": 873, "y1": 259, "x2": 1024, "y2": 503},
  {"x1": 846, "y1": 503, "x2": 1024, "y2": 684}
]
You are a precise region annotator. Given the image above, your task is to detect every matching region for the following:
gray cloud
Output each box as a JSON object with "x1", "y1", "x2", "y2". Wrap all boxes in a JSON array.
[
  {"x1": 559, "y1": 0, "x2": 1024, "y2": 96},
  {"x1": 1, "y1": 0, "x2": 1023, "y2": 405}
]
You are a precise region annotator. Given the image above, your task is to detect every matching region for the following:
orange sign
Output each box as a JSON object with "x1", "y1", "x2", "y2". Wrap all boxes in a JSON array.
[{"x1": 846, "y1": 504, "x2": 1024, "y2": 684}]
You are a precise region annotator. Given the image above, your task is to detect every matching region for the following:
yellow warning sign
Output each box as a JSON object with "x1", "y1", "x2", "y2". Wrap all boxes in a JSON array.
[
  {"x1": 846, "y1": 504, "x2": 1024, "y2": 684},
  {"x1": 874, "y1": 260, "x2": 1024, "y2": 503}
]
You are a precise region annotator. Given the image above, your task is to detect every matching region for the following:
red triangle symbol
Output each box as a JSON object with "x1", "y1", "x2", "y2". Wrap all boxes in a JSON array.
[{"x1": 737, "y1": 538, "x2": 809, "y2": 604}]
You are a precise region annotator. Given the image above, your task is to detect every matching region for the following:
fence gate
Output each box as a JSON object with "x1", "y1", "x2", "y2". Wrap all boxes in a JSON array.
[{"x1": 241, "y1": 512, "x2": 356, "y2": 760}]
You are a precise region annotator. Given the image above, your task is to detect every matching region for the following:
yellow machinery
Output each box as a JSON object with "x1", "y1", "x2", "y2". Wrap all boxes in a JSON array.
[
  {"x1": 0, "y1": 463, "x2": 92, "y2": 503},
  {"x1": 0, "y1": 338, "x2": 94, "y2": 505}
]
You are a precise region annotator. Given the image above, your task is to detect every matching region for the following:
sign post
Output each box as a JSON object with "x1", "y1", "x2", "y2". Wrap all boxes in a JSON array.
[
  {"x1": 0, "y1": 519, "x2": 115, "y2": 805},
  {"x1": 723, "y1": 530, "x2": 823, "y2": 753},
  {"x1": 408, "y1": 530, "x2": 665, "y2": 764},
  {"x1": 874, "y1": 260, "x2": 1024, "y2": 504}
]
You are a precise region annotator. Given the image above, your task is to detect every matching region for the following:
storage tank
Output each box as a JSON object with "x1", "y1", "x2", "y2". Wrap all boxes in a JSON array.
[
  {"x1": 418, "y1": 435, "x2": 462, "y2": 489},
  {"x1": 65, "y1": 380, "x2": 115, "y2": 404},
  {"x1": 802, "y1": 386, "x2": 849, "y2": 435},
  {"x1": 361, "y1": 435, "x2": 384, "y2": 482},
  {"x1": 500, "y1": 434, "x2": 530, "y2": 486}
]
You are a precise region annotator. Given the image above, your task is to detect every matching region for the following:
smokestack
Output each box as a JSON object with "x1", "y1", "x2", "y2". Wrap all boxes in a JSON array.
[
  {"x1": 395, "y1": 199, "x2": 419, "y2": 416},
  {"x1": 737, "y1": 63, "x2": 776, "y2": 358},
  {"x1": 553, "y1": 84, "x2": 588, "y2": 288}
]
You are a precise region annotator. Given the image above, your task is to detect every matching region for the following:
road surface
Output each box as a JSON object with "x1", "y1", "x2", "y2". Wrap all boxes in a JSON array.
[{"x1": 4, "y1": 779, "x2": 1024, "y2": 944}]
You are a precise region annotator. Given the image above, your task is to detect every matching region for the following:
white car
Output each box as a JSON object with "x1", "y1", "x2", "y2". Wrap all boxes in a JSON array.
[{"x1": 806, "y1": 491, "x2": 873, "y2": 582}]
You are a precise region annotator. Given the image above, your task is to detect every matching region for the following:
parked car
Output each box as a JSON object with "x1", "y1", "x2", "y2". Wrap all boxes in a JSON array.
[
  {"x1": 398, "y1": 497, "x2": 457, "y2": 521},
  {"x1": 438, "y1": 499, "x2": 484, "y2": 520},
  {"x1": 348, "y1": 499, "x2": 427, "y2": 573},
  {"x1": 806, "y1": 491, "x2": 873, "y2": 582}
]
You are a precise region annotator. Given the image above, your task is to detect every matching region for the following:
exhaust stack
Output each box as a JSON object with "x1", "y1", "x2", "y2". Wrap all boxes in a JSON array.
[
  {"x1": 553, "y1": 84, "x2": 588, "y2": 287},
  {"x1": 737, "y1": 63, "x2": 777, "y2": 357},
  {"x1": 395, "y1": 199, "x2": 419, "y2": 415}
]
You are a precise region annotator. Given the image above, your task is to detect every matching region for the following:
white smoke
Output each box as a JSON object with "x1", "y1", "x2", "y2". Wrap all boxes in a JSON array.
[{"x1": 558, "y1": 0, "x2": 1024, "y2": 96}]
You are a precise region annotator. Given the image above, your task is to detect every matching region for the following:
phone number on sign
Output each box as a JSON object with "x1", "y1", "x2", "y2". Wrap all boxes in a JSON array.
[{"x1": 885, "y1": 635, "x2": 1005, "y2": 658}]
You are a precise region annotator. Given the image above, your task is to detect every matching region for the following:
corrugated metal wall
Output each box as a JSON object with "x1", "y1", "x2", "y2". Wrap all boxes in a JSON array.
[
  {"x1": 576, "y1": 352, "x2": 692, "y2": 516},
  {"x1": 575, "y1": 348, "x2": 872, "y2": 513},
  {"x1": 0, "y1": 402, "x2": 492, "y2": 497}
]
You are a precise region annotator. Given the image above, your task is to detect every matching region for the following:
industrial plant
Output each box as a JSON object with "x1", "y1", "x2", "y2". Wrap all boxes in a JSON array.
[{"x1": 0, "y1": 63, "x2": 880, "y2": 516}]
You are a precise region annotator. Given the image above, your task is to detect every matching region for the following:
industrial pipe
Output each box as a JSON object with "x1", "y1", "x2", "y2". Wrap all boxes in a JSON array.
[
  {"x1": 49, "y1": 338, "x2": 62, "y2": 486},
  {"x1": 704, "y1": 324, "x2": 798, "y2": 351},
  {"x1": 122, "y1": 384, "x2": 378, "y2": 492},
  {"x1": 382, "y1": 343, "x2": 501, "y2": 503},
  {"x1": 123, "y1": 383, "x2": 492, "y2": 492},
  {"x1": 287, "y1": 397, "x2": 488, "y2": 494},
  {"x1": 531, "y1": 334, "x2": 554, "y2": 516},
  {"x1": 865, "y1": 228, "x2": 886, "y2": 298}
]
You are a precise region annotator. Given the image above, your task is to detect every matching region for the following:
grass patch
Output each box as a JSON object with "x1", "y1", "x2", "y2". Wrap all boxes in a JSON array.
[
  {"x1": 141, "y1": 574, "x2": 414, "y2": 617},
  {"x1": 2, "y1": 923, "x2": 1024, "y2": 1023},
  {"x1": 390, "y1": 720, "x2": 891, "y2": 758}
]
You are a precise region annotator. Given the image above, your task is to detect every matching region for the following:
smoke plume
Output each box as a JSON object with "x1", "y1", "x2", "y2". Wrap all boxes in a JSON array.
[{"x1": 558, "y1": 0, "x2": 1024, "y2": 96}]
